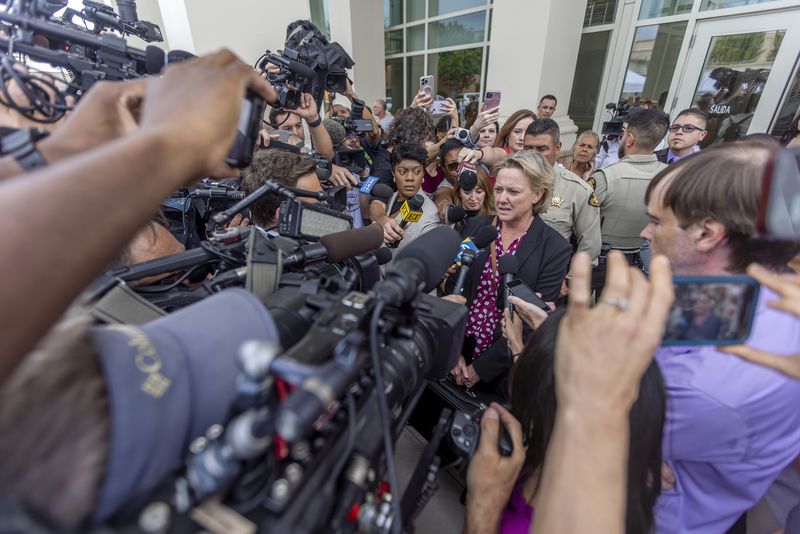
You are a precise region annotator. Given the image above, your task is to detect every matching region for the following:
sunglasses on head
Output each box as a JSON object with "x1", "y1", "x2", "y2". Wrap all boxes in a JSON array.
[{"x1": 669, "y1": 124, "x2": 705, "y2": 133}]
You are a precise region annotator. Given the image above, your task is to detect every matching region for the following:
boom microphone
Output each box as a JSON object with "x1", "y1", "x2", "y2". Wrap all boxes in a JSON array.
[
  {"x1": 282, "y1": 224, "x2": 384, "y2": 267},
  {"x1": 498, "y1": 254, "x2": 519, "y2": 313}
]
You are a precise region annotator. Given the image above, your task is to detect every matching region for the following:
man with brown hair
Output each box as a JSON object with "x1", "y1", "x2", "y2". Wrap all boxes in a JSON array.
[
  {"x1": 241, "y1": 148, "x2": 323, "y2": 231},
  {"x1": 641, "y1": 142, "x2": 800, "y2": 533}
]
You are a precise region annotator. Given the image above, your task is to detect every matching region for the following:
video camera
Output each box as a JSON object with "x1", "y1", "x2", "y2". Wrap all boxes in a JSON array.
[
  {"x1": 601, "y1": 101, "x2": 631, "y2": 138},
  {"x1": 154, "y1": 227, "x2": 467, "y2": 533},
  {"x1": 61, "y1": 0, "x2": 163, "y2": 43},
  {"x1": 257, "y1": 20, "x2": 354, "y2": 111}
]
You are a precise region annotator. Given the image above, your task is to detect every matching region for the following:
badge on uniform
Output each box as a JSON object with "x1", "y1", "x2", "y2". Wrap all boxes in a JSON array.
[
  {"x1": 588, "y1": 192, "x2": 600, "y2": 207},
  {"x1": 551, "y1": 195, "x2": 564, "y2": 208}
]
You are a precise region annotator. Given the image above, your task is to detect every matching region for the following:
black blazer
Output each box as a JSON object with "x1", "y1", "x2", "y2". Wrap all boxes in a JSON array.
[{"x1": 459, "y1": 215, "x2": 571, "y2": 385}]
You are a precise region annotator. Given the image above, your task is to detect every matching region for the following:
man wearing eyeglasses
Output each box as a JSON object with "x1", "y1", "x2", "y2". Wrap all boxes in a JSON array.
[{"x1": 656, "y1": 109, "x2": 709, "y2": 164}]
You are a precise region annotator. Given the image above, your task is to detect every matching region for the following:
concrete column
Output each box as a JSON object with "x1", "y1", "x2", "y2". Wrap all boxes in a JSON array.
[
  {"x1": 328, "y1": 0, "x2": 386, "y2": 108},
  {"x1": 486, "y1": 0, "x2": 586, "y2": 147}
]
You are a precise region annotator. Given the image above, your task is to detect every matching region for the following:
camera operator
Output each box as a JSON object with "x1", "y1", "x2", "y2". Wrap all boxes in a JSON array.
[
  {"x1": 322, "y1": 117, "x2": 366, "y2": 227},
  {"x1": 266, "y1": 92, "x2": 333, "y2": 161},
  {"x1": 0, "y1": 50, "x2": 277, "y2": 384},
  {"x1": 241, "y1": 148, "x2": 323, "y2": 234}
]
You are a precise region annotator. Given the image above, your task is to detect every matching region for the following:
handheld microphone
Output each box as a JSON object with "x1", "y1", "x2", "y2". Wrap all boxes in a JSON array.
[
  {"x1": 399, "y1": 194, "x2": 425, "y2": 230},
  {"x1": 454, "y1": 225, "x2": 499, "y2": 266},
  {"x1": 282, "y1": 224, "x2": 384, "y2": 268},
  {"x1": 373, "y1": 247, "x2": 393, "y2": 266},
  {"x1": 360, "y1": 179, "x2": 393, "y2": 204},
  {"x1": 498, "y1": 255, "x2": 519, "y2": 313},
  {"x1": 451, "y1": 226, "x2": 499, "y2": 294},
  {"x1": 445, "y1": 204, "x2": 467, "y2": 225}
]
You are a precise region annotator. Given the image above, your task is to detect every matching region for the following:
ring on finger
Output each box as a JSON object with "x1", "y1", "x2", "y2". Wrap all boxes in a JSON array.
[{"x1": 599, "y1": 297, "x2": 629, "y2": 311}]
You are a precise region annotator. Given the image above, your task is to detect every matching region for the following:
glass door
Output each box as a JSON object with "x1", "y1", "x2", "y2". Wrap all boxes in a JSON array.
[{"x1": 672, "y1": 10, "x2": 800, "y2": 146}]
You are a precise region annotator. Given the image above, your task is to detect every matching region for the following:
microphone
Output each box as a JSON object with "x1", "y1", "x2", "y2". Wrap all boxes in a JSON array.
[
  {"x1": 498, "y1": 254, "x2": 520, "y2": 313},
  {"x1": 445, "y1": 204, "x2": 467, "y2": 225},
  {"x1": 373, "y1": 247, "x2": 393, "y2": 266},
  {"x1": 359, "y1": 178, "x2": 393, "y2": 204},
  {"x1": 376, "y1": 227, "x2": 461, "y2": 306},
  {"x1": 282, "y1": 224, "x2": 384, "y2": 268},
  {"x1": 451, "y1": 226, "x2": 499, "y2": 295},
  {"x1": 454, "y1": 225, "x2": 499, "y2": 266},
  {"x1": 145, "y1": 46, "x2": 196, "y2": 75},
  {"x1": 399, "y1": 194, "x2": 425, "y2": 230}
]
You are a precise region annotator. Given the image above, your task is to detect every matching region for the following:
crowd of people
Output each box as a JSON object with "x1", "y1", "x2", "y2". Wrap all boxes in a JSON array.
[{"x1": 0, "y1": 19, "x2": 799, "y2": 534}]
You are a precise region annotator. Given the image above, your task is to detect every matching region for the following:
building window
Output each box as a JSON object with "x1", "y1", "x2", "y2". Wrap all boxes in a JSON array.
[
  {"x1": 385, "y1": 59, "x2": 403, "y2": 112},
  {"x1": 407, "y1": 24, "x2": 425, "y2": 52},
  {"x1": 620, "y1": 21, "x2": 688, "y2": 107},
  {"x1": 385, "y1": 30, "x2": 403, "y2": 55},
  {"x1": 584, "y1": 0, "x2": 617, "y2": 27},
  {"x1": 429, "y1": 0, "x2": 485, "y2": 18},
  {"x1": 309, "y1": 0, "x2": 331, "y2": 39},
  {"x1": 407, "y1": 0, "x2": 426, "y2": 22},
  {"x1": 569, "y1": 31, "x2": 613, "y2": 134},
  {"x1": 701, "y1": 0, "x2": 782, "y2": 10},
  {"x1": 638, "y1": 0, "x2": 693, "y2": 19},
  {"x1": 406, "y1": 55, "x2": 425, "y2": 107},
  {"x1": 770, "y1": 58, "x2": 800, "y2": 141},
  {"x1": 384, "y1": 0, "x2": 402, "y2": 28},
  {"x1": 428, "y1": 48, "x2": 484, "y2": 101},
  {"x1": 428, "y1": 11, "x2": 486, "y2": 48}
]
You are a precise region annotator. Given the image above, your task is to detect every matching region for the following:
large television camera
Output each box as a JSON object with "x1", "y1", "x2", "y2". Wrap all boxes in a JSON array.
[
  {"x1": 151, "y1": 227, "x2": 467, "y2": 533},
  {"x1": 601, "y1": 101, "x2": 631, "y2": 138},
  {"x1": 257, "y1": 20, "x2": 354, "y2": 111}
]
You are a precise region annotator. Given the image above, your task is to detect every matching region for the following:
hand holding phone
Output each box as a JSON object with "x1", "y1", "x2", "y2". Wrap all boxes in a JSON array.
[{"x1": 507, "y1": 279, "x2": 550, "y2": 312}]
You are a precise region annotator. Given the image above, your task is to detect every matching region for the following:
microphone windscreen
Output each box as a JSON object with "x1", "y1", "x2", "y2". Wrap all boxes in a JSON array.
[
  {"x1": 373, "y1": 247, "x2": 393, "y2": 265},
  {"x1": 396, "y1": 227, "x2": 461, "y2": 292},
  {"x1": 408, "y1": 194, "x2": 425, "y2": 211},
  {"x1": 371, "y1": 183, "x2": 394, "y2": 203},
  {"x1": 472, "y1": 225, "x2": 499, "y2": 250},
  {"x1": 145, "y1": 45, "x2": 165, "y2": 74},
  {"x1": 320, "y1": 224, "x2": 384, "y2": 263},
  {"x1": 446, "y1": 204, "x2": 466, "y2": 224},
  {"x1": 498, "y1": 254, "x2": 519, "y2": 276},
  {"x1": 322, "y1": 118, "x2": 347, "y2": 147}
]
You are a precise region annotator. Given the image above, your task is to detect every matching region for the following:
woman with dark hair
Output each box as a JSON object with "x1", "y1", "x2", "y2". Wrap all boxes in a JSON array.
[
  {"x1": 457, "y1": 109, "x2": 537, "y2": 168},
  {"x1": 502, "y1": 309, "x2": 666, "y2": 534},
  {"x1": 449, "y1": 151, "x2": 570, "y2": 393}
]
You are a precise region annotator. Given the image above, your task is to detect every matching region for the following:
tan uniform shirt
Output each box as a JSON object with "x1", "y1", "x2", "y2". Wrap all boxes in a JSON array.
[
  {"x1": 591, "y1": 154, "x2": 668, "y2": 250},
  {"x1": 540, "y1": 165, "x2": 601, "y2": 262}
]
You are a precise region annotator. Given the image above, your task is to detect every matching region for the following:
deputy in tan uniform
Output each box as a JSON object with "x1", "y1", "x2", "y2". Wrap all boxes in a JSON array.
[
  {"x1": 523, "y1": 118, "x2": 601, "y2": 263},
  {"x1": 590, "y1": 107, "x2": 669, "y2": 268}
]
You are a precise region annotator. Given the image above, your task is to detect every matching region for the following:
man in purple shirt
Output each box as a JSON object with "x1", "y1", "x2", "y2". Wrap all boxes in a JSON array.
[
  {"x1": 655, "y1": 109, "x2": 708, "y2": 164},
  {"x1": 641, "y1": 141, "x2": 800, "y2": 533}
]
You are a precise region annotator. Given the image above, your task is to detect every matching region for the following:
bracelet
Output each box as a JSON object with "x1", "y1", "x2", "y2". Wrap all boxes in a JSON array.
[
  {"x1": 306, "y1": 115, "x2": 322, "y2": 128},
  {"x1": 477, "y1": 148, "x2": 484, "y2": 161},
  {"x1": 1, "y1": 128, "x2": 49, "y2": 171}
]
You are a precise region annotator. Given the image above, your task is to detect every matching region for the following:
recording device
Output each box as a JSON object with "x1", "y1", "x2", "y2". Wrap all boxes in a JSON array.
[
  {"x1": 458, "y1": 162, "x2": 478, "y2": 192},
  {"x1": 279, "y1": 198, "x2": 352, "y2": 241},
  {"x1": 507, "y1": 279, "x2": 550, "y2": 312},
  {"x1": 483, "y1": 90, "x2": 501, "y2": 110},
  {"x1": 449, "y1": 410, "x2": 513, "y2": 459},
  {"x1": 454, "y1": 127, "x2": 474, "y2": 147},
  {"x1": 759, "y1": 147, "x2": 800, "y2": 240},
  {"x1": 498, "y1": 254, "x2": 519, "y2": 313},
  {"x1": 386, "y1": 194, "x2": 424, "y2": 249},
  {"x1": 359, "y1": 178, "x2": 393, "y2": 204},
  {"x1": 63, "y1": 0, "x2": 163, "y2": 42},
  {"x1": 451, "y1": 226, "x2": 498, "y2": 295},
  {"x1": 333, "y1": 147, "x2": 368, "y2": 174},
  {"x1": 661, "y1": 276, "x2": 760, "y2": 346},
  {"x1": 348, "y1": 98, "x2": 374, "y2": 133},
  {"x1": 445, "y1": 204, "x2": 466, "y2": 225},
  {"x1": 168, "y1": 228, "x2": 467, "y2": 532},
  {"x1": 601, "y1": 101, "x2": 631, "y2": 138},
  {"x1": 420, "y1": 74, "x2": 444, "y2": 114},
  {"x1": 257, "y1": 20, "x2": 354, "y2": 110},
  {"x1": 225, "y1": 90, "x2": 267, "y2": 169}
]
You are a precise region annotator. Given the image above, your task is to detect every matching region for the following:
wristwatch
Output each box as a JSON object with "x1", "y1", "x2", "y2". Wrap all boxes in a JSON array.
[
  {"x1": 306, "y1": 115, "x2": 322, "y2": 128},
  {"x1": 1, "y1": 128, "x2": 49, "y2": 171}
]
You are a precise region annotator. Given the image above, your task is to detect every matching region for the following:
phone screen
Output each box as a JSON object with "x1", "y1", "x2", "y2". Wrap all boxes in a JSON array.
[
  {"x1": 661, "y1": 276, "x2": 760, "y2": 346},
  {"x1": 507, "y1": 279, "x2": 550, "y2": 312}
]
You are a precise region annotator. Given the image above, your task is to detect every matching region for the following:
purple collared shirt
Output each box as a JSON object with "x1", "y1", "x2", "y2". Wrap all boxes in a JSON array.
[
  {"x1": 655, "y1": 287, "x2": 800, "y2": 533},
  {"x1": 666, "y1": 145, "x2": 701, "y2": 164}
]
